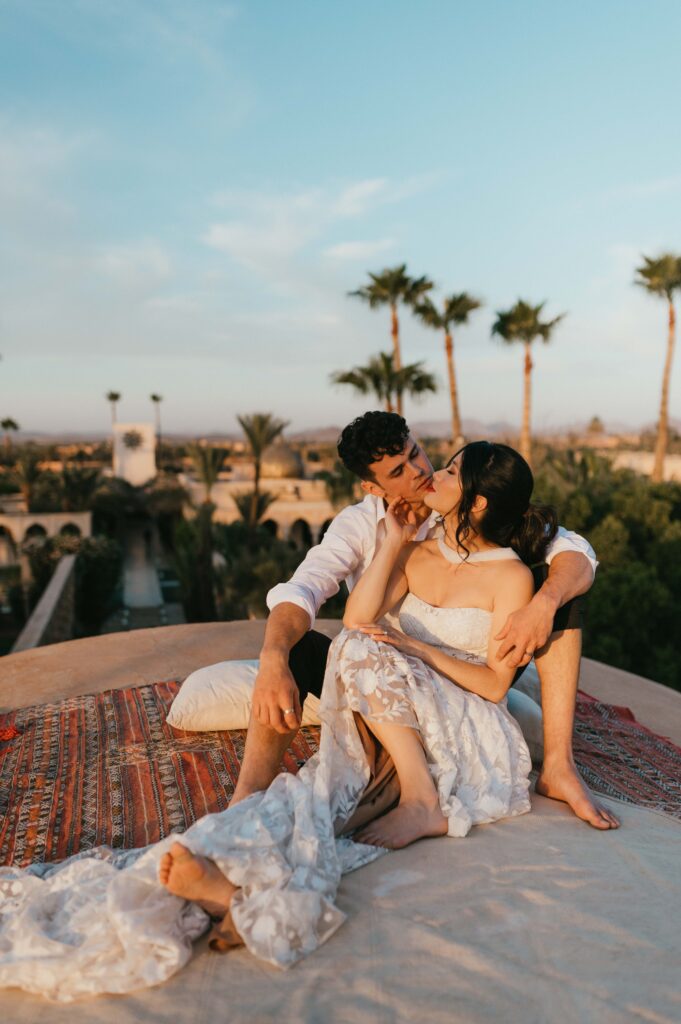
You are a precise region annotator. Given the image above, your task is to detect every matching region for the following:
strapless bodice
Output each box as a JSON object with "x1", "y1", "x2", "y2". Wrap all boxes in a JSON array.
[{"x1": 398, "y1": 592, "x2": 491, "y2": 663}]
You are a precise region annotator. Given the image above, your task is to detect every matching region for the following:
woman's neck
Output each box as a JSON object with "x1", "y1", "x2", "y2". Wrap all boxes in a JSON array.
[{"x1": 440, "y1": 519, "x2": 499, "y2": 555}]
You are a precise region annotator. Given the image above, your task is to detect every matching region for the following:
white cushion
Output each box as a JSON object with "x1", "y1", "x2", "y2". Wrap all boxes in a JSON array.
[
  {"x1": 169, "y1": 658, "x2": 543, "y2": 763},
  {"x1": 506, "y1": 686, "x2": 544, "y2": 765},
  {"x1": 167, "y1": 659, "x2": 321, "y2": 731},
  {"x1": 511, "y1": 660, "x2": 542, "y2": 707}
]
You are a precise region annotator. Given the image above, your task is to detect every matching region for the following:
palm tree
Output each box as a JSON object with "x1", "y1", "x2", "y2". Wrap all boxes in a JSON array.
[
  {"x1": 14, "y1": 446, "x2": 43, "y2": 512},
  {"x1": 491, "y1": 300, "x2": 565, "y2": 465},
  {"x1": 106, "y1": 391, "x2": 121, "y2": 426},
  {"x1": 331, "y1": 351, "x2": 437, "y2": 414},
  {"x1": 237, "y1": 413, "x2": 288, "y2": 527},
  {"x1": 350, "y1": 265, "x2": 433, "y2": 414},
  {"x1": 61, "y1": 465, "x2": 100, "y2": 512},
  {"x1": 150, "y1": 393, "x2": 163, "y2": 439},
  {"x1": 187, "y1": 444, "x2": 228, "y2": 503},
  {"x1": 415, "y1": 293, "x2": 482, "y2": 445},
  {"x1": 318, "y1": 460, "x2": 359, "y2": 510},
  {"x1": 233, "y1": 489, "x2": 277, "y2": 525},
  {"x1": 1, "y1": 417, "x2": 19, "y2": 451},
  {"x1": 635, "y1": 253, "x2": 681, "y2": 482}
]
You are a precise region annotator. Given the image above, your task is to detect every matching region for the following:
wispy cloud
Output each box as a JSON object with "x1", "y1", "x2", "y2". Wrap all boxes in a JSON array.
[
  {"x1": 604, "y1": 176, "x2": 681, "y2": 201},
  {"x1": 96, "y1": 241, "x2": 172, "y2": 294},
  {"x1": 203, "y1": 175, "x2": 436, "y2": 276},
  {"x1": 324, "y1": 239, "x2": 396, "y2": 261}
]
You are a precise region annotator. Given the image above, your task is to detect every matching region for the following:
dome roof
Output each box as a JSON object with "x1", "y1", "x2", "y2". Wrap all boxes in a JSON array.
[{"x1": 261, "y1": 441, "x2": 304, "y2": 479}]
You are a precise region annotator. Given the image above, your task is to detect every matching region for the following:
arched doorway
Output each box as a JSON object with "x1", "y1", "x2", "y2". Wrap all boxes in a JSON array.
[
  {"x1": 261, "y1": 519, "x2": 278, "y2": 539},
  {"x1": 23, "y1": 524, "x2": 48, "y2": 548},
  {"x1": 0, "y1": 526, "x2": 17, "y2": 566},
  {"x1": 60, "y1": 522, "x2": 82, "y2": 538},
  {"x1": 289, "y1": 518, "x2": 313, "y2": 550}
]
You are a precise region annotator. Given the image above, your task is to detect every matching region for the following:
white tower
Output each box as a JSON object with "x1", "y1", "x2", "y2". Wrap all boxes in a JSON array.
[{"x1": 113, "y1": 423, "x2": 156, "y2": 485}]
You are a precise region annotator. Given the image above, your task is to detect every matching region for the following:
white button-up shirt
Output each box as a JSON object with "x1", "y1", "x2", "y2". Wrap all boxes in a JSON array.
[{"x1": 267, "y1": 494, "x2": 598, "y2": 628}]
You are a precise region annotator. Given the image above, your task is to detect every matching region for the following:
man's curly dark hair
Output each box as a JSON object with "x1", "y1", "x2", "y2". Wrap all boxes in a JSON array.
[{"x1": 337, "y1": 411, "x2": 410, "y2": 481}]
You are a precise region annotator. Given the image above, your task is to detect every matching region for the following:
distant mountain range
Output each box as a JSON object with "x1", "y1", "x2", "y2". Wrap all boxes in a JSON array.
[{"x1": 8, "y1": 417, "x2": 675, "y2": 445}]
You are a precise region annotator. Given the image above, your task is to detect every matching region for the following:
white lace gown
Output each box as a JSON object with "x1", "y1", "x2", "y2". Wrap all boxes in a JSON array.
[{"x1": 0, "y1": 597, "x2": 531, "y2": 1001}]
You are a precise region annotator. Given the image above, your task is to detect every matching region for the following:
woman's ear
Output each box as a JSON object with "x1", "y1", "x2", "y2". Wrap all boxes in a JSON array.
[{"x1": 471, "y1": 494, "x2": 488, "y2": 515}]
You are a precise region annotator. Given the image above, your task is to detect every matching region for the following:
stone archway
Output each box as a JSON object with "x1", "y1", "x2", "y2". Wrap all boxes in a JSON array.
[
  {"x1": 0, "y1": 525, "x2": 17, "y2": 566},
  {"x1": 261, "y1": 519, "x2": 278, "y2": 538},
  {"x1": 60, "y1": 522, "x2": 82, "y2": 538},
  {"x1": 289, "y1": 518, "x2": 313, "y2": 550},
  {"x1": 23, "y1": 523, "x2": 48, "y2": 547}
]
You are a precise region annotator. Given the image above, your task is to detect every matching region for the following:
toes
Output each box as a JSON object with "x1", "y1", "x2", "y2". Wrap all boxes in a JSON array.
[
  {"x1": 159, "y1": 853, "x2": 171, "y2": 882},
  {"x1": 169, "y1": 841, "x2": 189, "y2": 858}
]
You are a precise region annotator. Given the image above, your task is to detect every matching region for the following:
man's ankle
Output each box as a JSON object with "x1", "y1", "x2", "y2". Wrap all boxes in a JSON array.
[{"x1": 539, "y1": 751, "x2": 576, "y2": 774}]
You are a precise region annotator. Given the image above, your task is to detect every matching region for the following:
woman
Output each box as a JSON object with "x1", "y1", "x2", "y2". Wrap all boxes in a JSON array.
[{"x1": 0, "y1": 442, "x2": 554, "y2": 1000}]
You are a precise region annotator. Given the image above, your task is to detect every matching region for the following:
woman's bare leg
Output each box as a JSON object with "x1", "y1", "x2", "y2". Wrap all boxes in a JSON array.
[{"x1": 354, "y1": 719, "x2": 447, "y2": 849}]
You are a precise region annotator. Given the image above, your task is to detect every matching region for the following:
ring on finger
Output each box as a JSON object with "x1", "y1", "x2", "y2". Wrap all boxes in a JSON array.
[{"x1": 282, "y1": 707, "x2": 295, "y2": 715}]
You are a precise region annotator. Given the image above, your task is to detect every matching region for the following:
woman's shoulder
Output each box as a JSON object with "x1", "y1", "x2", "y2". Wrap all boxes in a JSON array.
[{"x1": 490, "y1": 556, "x2": 534, "y2": 596}]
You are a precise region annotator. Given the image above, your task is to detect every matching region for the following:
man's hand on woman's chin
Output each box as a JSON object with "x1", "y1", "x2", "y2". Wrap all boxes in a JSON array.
[
  {"x1": 252, "y1": 650, "x2": 302, "y2": 733},
  {"x1": 494, "y1": 591, "x2": 558, "y2": 668}
]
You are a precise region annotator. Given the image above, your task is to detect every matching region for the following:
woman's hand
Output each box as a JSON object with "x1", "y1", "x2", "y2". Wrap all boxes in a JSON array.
[
  {"x1": 357, "y1": 622, "x2": 425, "y2": 660},
  {"x1": 384, "y1": 498, "x2": 418, "y2": 548}
]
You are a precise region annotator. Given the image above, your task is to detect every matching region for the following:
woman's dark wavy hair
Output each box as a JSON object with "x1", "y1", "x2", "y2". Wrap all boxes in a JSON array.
[
  {"x1": 337, "y1": 411, "x2": 410, "y2": 481},
  {"x1": 444, "y1": 441, "x2": 558, "y2": 566}
]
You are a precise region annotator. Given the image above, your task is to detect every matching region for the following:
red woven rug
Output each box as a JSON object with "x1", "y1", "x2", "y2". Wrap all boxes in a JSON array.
[
  {"x1": 573, "y1": 690, "x2": 681, "y2": 819},
  {"x1": 1, "y1": 682, "x2": 679, "y2": 867},
  {"x1": 0, "y1": 682, "x2": 319, "y2": 868}
]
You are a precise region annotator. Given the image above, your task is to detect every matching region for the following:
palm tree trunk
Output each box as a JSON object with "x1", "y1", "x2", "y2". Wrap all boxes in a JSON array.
[
  {"x1": 155, "y1": 407, "x2": 162, "y2": 470},
  {"x1": 110, "y1": 403, "x2": 117, "y2": 426},
  {"x1": 390, "y1": 304, "x2": 403, "y2": 414},
  {"x1": 444, "y1": 331, "x2": 462, "y2": 444},
  {"x1": 652, "y1": 299, "x2": 676, "y2": 483},
  {"x1": 520, "y1": 341, "x2": 533, "y2": 466},
  {"x1": 250, "y1": 459, "x2": 260, "y2": 527}
]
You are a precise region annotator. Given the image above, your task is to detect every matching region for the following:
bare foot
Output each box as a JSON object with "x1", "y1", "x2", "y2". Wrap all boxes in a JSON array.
[
  {"x1": 159, "y1": 842, "x2": 238, "y2": 917},
  {"x1": 354, "y1": 799, "x2": 448, "y2": 850},
  {"x1": 536, "y1": 762, "x2": 620, "y2": 830},
  {"x1": 209, "y1": 908, "x2": 245, "y2": 953}
]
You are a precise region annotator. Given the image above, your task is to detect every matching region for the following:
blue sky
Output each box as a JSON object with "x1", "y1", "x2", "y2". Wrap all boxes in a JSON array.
[{"x1": 1, "y1": 0, "x2": 680, "y2": 435}]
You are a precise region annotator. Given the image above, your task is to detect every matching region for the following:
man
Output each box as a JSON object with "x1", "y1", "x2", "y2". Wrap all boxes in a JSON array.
[{"x1": 230, "y1": 411, "x2": 619, "y2": 830}]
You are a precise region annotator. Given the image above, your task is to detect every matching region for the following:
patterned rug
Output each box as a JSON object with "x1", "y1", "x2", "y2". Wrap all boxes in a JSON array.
[
  {"x1": 1, "y1": 681, "x2": 679, "y2": 867},
  {"x1": 0, "y1": 682, "x2": 319, "y2": 868},
  {"x1": 573, "y1": 690, "x2": 681, "y2": 819}
]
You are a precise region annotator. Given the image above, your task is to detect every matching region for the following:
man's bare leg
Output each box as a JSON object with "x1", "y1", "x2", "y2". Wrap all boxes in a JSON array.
[
  {"x1": 229, "y1": 713, "x2": 297, "y2": 807},
  {"x1": 534, "y1": 630, "x2": 620, "y2": 829},
  {"x1": 354, "y1": 718, "x2": 447, "y2": 849}
]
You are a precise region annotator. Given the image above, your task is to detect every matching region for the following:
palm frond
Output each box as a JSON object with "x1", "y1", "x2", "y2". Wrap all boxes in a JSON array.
[
  {"x1": 635, "y1": 254, "x2": 681, "y2": 300},
  {"x1": 491, "y1": 299, "x2": 565, "y2": 345}
]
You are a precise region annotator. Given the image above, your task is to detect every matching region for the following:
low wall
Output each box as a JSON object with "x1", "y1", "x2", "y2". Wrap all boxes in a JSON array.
[{"x1": 10, "y1": 553, "x2": 77, "y2": 653}]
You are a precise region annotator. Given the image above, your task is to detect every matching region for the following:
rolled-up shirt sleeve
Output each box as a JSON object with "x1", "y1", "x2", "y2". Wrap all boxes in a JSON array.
[
  {"x1": 545, "y1": 526, "x2": 598, "y2": 579},
  {"x1": 266, "y1": 505, "x2": 369, "y2": 627}
]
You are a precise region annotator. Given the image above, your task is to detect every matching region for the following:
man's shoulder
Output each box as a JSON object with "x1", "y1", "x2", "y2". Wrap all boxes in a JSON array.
[
  {"x1": 327, "y1": 493, "x2": 380, "y2": 536},
  {"x1": 333, "y1": 492, "x2": 379, "y2": 521}
]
